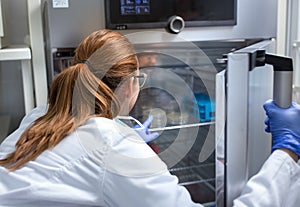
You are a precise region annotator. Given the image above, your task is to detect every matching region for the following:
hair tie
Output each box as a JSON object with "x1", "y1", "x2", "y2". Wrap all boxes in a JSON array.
[
  {"x1": 79, "y1": 59, "x2": 87, "y2": 64},
  {"x1": 79, "y1": 59, "x2": 95, "y2": 72}
]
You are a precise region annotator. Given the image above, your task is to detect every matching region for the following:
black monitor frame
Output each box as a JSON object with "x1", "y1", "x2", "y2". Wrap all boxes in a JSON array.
[{"x1": 105, "y1": 0, "x2": 237, "y2": 30}]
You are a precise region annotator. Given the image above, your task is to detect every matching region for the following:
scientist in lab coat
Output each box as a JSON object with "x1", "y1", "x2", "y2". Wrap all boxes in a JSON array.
[{"x1": 0, "y1": 29, "x2": 299, "y2": 207}]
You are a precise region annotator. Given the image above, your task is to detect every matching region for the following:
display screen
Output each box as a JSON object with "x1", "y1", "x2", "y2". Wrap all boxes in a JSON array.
[
  {"x1": 105, "y1": 0, "x2": 237, "y2": 30},
  {"x1": 120, "y1": 0, "x2": 150, "y2": 16}
]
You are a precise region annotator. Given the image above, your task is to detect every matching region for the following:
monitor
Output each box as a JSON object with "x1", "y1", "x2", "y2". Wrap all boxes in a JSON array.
[{"x1": 105, "y1": 0, "x2": 237, "y2": 30}]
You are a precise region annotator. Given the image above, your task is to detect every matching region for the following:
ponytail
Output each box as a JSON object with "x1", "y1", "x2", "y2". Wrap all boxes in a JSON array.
[
  {"x1": 0, "y1": 29, "x2": 137, "y2": 171},
  {"x1": 0, "y1": 63, "x2": 119, "y2": 170}
]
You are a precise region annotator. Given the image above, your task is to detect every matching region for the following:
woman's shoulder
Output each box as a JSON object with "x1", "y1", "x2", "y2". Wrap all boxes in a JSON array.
[
  {"x1": 82, "y1": 117, "x2": 130, "y2": 137},
  {"x1": 81, "y1": 117, "x2": 145, "y2": 146},
  {"x1": 75, "y1": 117, "x2": 168, "y2": 178},
  {"x1": 76, "y1": 117, "x2": 138, "y2": 152},
  {"x1": 19, "y1": 105, "x2": 48, "y2": 127}
]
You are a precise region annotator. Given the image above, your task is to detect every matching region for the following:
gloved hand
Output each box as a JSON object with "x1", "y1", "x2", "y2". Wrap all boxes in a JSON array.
[
  {"x1": 134, "y1": 116, "x2": 159, "y2": 143},
  {"x1": 263, "y1": 99, "x2": 300, "y2": 157}
]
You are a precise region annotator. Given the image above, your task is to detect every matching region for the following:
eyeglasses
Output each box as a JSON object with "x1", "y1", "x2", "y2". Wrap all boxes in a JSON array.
[{"x1": 134, "y1": 72, "x2": 147, "y2": 88}]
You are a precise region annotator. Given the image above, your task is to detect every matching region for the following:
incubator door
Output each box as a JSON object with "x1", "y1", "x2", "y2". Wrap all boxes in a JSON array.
[{"x1": 225, "y1": 39, "x2": 275, "y2": 206}]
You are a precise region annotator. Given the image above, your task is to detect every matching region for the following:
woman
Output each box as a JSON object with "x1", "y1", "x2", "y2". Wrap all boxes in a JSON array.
[
  {"x1": 0, "y1": 29, "x2": 299, "y2": 207},
  {"x1": 0, "y1": 29, "x2": 201, "y2": 207}
]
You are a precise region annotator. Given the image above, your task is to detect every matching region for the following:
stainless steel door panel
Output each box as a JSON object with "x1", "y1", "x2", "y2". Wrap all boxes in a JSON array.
[
  {"x1": 225, "y1": 40, "x2": 275, "y2": 206},
  {"x1": 226, "y1": 52, "x2": 250, "y2": 207},
  {"x1": 215, "y1": 70, "x2": 226, "y2": 207}
]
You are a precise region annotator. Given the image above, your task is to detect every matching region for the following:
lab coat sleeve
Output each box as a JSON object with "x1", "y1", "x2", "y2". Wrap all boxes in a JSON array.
[
  {"x1": 233, "y1": 150, "x2": 300, "y2": 207},
  {"x1": 101, "y1": 127, "x2": 203, "y2": 207},
  {"x1": 103, "y1": 170, "x2": 203, "y2": 207}
]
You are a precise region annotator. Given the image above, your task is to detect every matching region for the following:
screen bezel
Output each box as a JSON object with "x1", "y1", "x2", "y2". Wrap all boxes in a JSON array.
[{"x1": 105, "y1": 0, "x2": 237, "y2": 30}]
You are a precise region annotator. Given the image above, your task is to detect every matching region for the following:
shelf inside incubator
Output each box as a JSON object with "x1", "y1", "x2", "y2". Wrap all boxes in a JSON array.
[
  {"x1": 148, "y1": 121, "x2": 215, "y2": 133},
  {"x1": 148, "y1": 124, "x2": 216, "y2": 205}
]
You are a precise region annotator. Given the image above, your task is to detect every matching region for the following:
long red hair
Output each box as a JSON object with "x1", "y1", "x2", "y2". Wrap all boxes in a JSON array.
[{"x1": 0, "y1": 29, "x2": 138, "y2": 170}]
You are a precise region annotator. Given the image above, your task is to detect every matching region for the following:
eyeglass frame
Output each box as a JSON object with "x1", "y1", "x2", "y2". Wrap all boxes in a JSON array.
[{"x1": 133, "y1": 72, "x2": 147, "y2": 88}]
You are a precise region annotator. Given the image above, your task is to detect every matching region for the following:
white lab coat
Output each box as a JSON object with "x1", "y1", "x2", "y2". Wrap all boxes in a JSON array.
[{"x1": 0, "y1": 106, "x2": 299, "y2": 207}]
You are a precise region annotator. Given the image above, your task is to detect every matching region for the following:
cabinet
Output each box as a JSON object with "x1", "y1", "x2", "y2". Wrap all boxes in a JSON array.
[
  {"x1": 0, "y1": 45, "x2": 34, "y2": 114},
  {"x1": 0, "y1": 45, "x2": 33, "y2": 141}
]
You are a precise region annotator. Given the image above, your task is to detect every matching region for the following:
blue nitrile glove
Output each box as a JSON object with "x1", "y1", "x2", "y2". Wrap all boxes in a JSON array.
[
  {"x1": 263, "y1": 99, "x2": 300, "y2": 157},
  {"x1": 134, "y1": 116, "x2": 159, "y2": 143}
]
